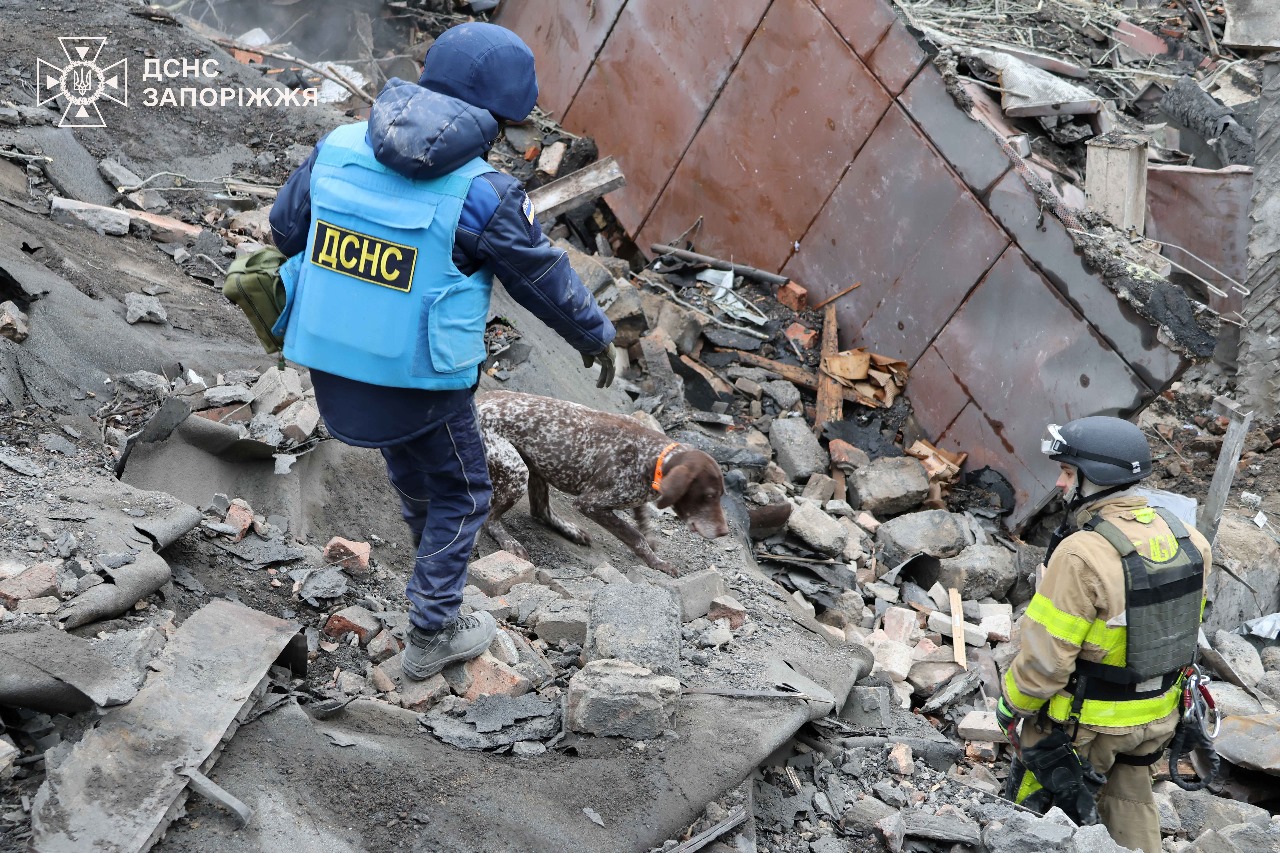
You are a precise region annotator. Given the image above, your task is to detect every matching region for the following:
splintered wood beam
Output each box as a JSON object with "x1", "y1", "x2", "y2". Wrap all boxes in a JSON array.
[
  {"x1": 720, "y1": 349, "x2": 865, "y2": 406},
  {"x1": 814, "y1": 303, "x2": 843, "y2": 436},
  {"x1": 528, "y1": 156, "x2": 626, "y2": 220}
]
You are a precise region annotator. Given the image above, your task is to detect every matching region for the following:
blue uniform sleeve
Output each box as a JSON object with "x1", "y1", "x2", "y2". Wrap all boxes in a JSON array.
[
  {"x1": 457, "y1": 172, "x2": 615, "y2": 356},
  {"x1": 269, "y1": 143, "x2": 322, "y2": 258}
]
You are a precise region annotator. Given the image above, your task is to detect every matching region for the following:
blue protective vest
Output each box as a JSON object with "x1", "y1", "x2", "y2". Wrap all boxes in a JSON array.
[{"x1": 276, "y1": 122, "x2": 497, "y2": 390}]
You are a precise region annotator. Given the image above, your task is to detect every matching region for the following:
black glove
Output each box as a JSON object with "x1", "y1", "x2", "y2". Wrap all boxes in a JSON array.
[
  {"x1": 996, "y1": 697, "x2": 1021, "y2": 751},
  {"x1": 582, "y1": 343, "x2": 616, "y2": 389}
]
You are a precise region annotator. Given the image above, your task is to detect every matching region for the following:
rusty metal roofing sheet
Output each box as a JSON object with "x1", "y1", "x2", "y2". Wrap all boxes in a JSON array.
[
  {"x1": 986, "y1": 170, "x2": 1186, "y2": 391},
  {"x1": 865, "y1": 18, "x2": 927, "y2": 96},
  {"x1": 782, "y1": 104, "x2": 967, "y2": 340},
  {"x1": 937, "y1": 401, "x2": 1057, "y2": 514},
  {"x1": 905, "y1": 345, "x2": 969, "y2": 441},
  {"x1": 899, "y1": 68, "x2": 1013, "y2": 197},
  {"x1": 564, "y1": 0, "x2": 770, "y2": 236},
  {"x1": 638, "y1": 0, "x2": 891, "y2": 271},
  {"x1": 813, "y1": 0, "x2": 896, "y2": 56},
  {"x1": 858, "y1": 190, "x2": 1010, "y2": 366},
  {"x1": 495, "y1": 0, "x2": 627, "y2": 119},
  {"x1": 931, "y1": 246, "x2": 1149, "y2": 519}
]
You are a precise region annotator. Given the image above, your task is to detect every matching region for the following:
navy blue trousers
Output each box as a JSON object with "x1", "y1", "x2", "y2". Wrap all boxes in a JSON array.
[{"x1": 380, "y1": 402, "x2": 492, "y2": 631}]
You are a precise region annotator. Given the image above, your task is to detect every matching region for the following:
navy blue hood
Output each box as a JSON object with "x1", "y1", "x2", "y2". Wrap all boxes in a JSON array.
[
  {"x1": 367, "y1": 78, "x2": 499, "y2": 180},
  {"x1": 418, "y1": 22, "x2": 538, "y2": 122}
]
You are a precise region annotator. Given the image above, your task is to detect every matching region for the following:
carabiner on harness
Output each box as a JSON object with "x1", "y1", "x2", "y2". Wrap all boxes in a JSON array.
[
  {"x1": 1170, "y1": 665, "x2": 1221, "y2": 791},
  {"x1": 1183, "y1": 665, "x2": 1221, "y2": 740}
]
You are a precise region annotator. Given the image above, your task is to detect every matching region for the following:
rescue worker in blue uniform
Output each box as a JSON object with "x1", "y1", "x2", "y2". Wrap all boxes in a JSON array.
[{"x1": 269, "y1": 22, "x2": 616, "y2": 681}]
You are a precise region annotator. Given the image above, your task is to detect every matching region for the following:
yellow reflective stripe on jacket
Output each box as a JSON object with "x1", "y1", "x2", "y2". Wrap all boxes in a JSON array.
[
  {"x1": 1046, "y1": 680, "x2": 1182, "y2": 727},
  {"x1": 1025, "y1": 594, "x2": 1091, "y2": 644},
  {"x1": 1003, "y1": 670, "x2": 1047, "y2": 714},
  {"x1": 1082, "y1": 620, "x2": 1127, "y2": 666},
  {"x1": 1016, "y1": 767, "x2": 1044, "y2": 804},
  {"x1": 1026, "y1": 592, "x2": 1127, "y2": 665}
]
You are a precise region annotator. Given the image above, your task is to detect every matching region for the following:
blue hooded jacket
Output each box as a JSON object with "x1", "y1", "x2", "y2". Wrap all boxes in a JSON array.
[{"x1": 269, "y1": 28, "x2": 614, "y2": 447}]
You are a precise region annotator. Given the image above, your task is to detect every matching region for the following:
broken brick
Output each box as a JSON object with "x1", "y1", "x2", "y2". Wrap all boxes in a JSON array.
[
  {"x1": 400, "y1": 672, "x2": 450, "y2": 712},
  {"x1": 323, "y1": 605, "x2": 381, "y2": 646},
  {"x1": 366, "y1": 630, "x2": 402, "y2": 663},
  {"x1": 887, "y1": 742, "x2": 914, "y2": 776},
  {"x1": 194, "y1": 404, "x2": 251, "y2": 424},
  {"x1": 223, "y1": 502, "x2": 254, "y2": 543},
  {"x1": 881, "y1": 606, "x2": 918, "y2": 645},
  {"x1": 323, "y1": 537, "x2": 371, "y2": 574},
  {"x1": 443, "y1": 651, "x2": 532, "y2": 701},
  {"x1": 776, "y1": 281, "x2": 809, "y2": 312},
  {"x1": 127, "y1": 210, "x2": 203, "y2": 244},
  {"x1": 828, "y1": 439, "x2": 871, "y2": 471},
  {"x1": 707, "y1": 595, "x2": 747, "y2": 630},
  {"x1": 467, "y1": 550, "x2": 535, "y2": 596},
  {"x1": 784, "y1": 322, "x2": 818, "y2": 350},
  {"x1": 0, "y1": 561, "x2": 59, "y2": 607}
]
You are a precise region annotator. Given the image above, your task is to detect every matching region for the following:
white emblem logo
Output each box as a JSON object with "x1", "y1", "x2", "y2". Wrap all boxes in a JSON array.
[{"x1": 36, "y1": 37, "x2": 127, "y2": 128}]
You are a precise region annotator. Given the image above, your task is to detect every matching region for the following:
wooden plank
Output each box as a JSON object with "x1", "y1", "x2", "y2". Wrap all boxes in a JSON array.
[
  {"x1": 1084, "y1": 135, "x2": 1148, "y2": 234},
  {"x1": 527, "y1": 156, "x2": 626, "y2": 220},
  {"x1": 949, "y1": 588, "x2": 967, "y2": 669},
  {"x1": 1198, "y1": 395, "x2": 1254, "y2": 544},
  {"x1": 721, "y1": 349, "x2": 866, "y2": 406},
  {"x1": 31, "y1": 601, "x2": 298, "y2": 852},
  {"x1": 814, "y1": 303, "x2": 843, "y2": 436}
]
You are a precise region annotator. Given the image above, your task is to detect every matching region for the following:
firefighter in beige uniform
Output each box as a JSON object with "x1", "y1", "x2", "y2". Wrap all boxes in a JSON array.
[{"x1": 997, "y1": 416, "x2": 1211, "y2": 853}]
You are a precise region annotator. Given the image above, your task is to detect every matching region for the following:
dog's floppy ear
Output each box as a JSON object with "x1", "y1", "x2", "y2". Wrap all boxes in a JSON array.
[{"x1": 656, "y1": 464, "x2": 693, "y2": 509}]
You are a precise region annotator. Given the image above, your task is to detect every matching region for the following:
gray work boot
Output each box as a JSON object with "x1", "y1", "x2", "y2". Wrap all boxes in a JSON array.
[{"x1": 402, "y1": 611, "x2": 497, "y2": 681}]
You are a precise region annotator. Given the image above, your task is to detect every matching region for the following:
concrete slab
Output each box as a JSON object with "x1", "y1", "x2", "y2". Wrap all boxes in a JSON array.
[
  {"x1": 32, "y1": 600, "x2": 298, "y2": 853},
  {"x1": 1223, "y1": 0, "x2": 1280, "y2": 49}
]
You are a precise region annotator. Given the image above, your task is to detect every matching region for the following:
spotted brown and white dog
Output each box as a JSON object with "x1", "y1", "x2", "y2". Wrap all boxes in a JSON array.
[{"x1": 475, "y1": 390, "x2": 729, "y2": 576}]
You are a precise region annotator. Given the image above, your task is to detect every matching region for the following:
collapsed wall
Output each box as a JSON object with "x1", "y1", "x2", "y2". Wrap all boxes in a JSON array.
[{"x1": 498, "y1": 0, "x2": 1213, "y2": 526}]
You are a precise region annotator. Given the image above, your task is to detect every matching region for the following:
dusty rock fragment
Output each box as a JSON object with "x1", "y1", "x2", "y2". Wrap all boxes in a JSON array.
[
  {"x1": 0, "y1": 562, "x2": 59, "y2": 607},
  {"x1": 876, "y1": 509, "x2": 971, "y2": 567},
  {"x1": 366, "y1": 630, "x2": 401, "y2": 664},
  {"x1": 50, "y1": 197, "x2": 130, "y2": 235},
  {"x1": 203, "y1": 384, "x2": 253, "y2": 406},
  {"x1": 762, "y1": 379, "x2": 802, "y2": 410},
  {"x1": 1168, "y1": 786, "x2": 1271, "y2": 838},
  {"x1": 1212, "y1": 630, "x2": 1265, "y2": 688},
  {"x1": 0, "y1": 301, "x2": 28, "y2": 343},
  {"x1": 787, "y1": 501, "x2": 848, "y2": 557},
  {"x1": 659, "y1": 567, "x2": 727, "y2": 622},
  {"x1": 124, "y1": 293, "x2": 167, "y2": 325},
  {"x1": 323, "y1": 605, "x2": 381, "y2": 646},
  {"x1": 443, "y1": 651, "x2": 532, "y2": 701},
  {"x1": 400, "y1": 673, "x2": 450, "y2": 712},
  {"x1": 278, "y1": 400, "x2": 320, "y2": 444},
  {"x1": 323, "y1": 536, "x2": 371, "y2": 574},
  {"x1": 867, "y1": 634, "x2": 914, "y2": 682},
  {"x1": 584, "y1": 582, "x2": 680, "y2": 676},
  {"x1": 1262, "y1": 646, "x2": 1280, "y2": 673},
  {"x1": 957, "y1": 710, "x2": 1006, "y2": 742},
  {"x1": 926, "y1": 610, "x2": 986, "y2": 647},
  {"x1": 0, "y1": 735, "x2": 17, "y2": 780},
  {"x1": 849, "y1": 456, "x2": 929, "y2": 516},
  {"x1": 531, "y1": 598, "x2": 589, "y2": 645},
  {"x1": 223, "y1": 502, "x2": 254, "y2": 543},
  {"x1": 981, "y1": 810, "x2": 1074, "y2": 852},
  {"x1": 249, "y1": 367, "x2": 303, "y2": 415},
  {"x1": 887, "y1": 742, "x2": 914, "y2": 775},
  {"x1": 467, "y1": 550, "x2": 535, "y2": 596},
  {"x1": 935, "y1": 544, "x2": 1019, "y2": 600},
  {"x1": 769, "y1": 417, "x2": 828, "y2": 482},
  {"x1": 565, "y1": 659, "x2": 680, "y2": 739},
  {"x1": 707, "y1": 595, "x2": 747, "y2": 630},
  {"x1": 118, "y1": 370, "x2": 170, "y2": 396}
]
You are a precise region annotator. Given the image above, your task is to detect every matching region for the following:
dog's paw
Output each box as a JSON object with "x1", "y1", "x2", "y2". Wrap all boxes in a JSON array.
[
  {"x1": 559, "y1": 523, "x2": 592, "y2": 547},
  {"x1": 650, "y1": 558, "x2": 679, "y2": 578}
]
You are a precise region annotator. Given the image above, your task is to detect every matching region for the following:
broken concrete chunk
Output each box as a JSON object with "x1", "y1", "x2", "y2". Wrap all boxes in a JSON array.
[
  {"x1": 659, "y1": 567, "x2": 728, "y2": 621},
  {"x1": 769, "y1": 417, "x2": 828, "y2": 482},
  {"x1": 443, "y1": 651, "x2": 532, "y2": 701},
  {"x1": 849, "y1": 456, "x2": 929, "y2": 517},
  {"x1": 591, "y1": 563, "x2": 630, "y2": 585},
  {"x1": 565, "y1": 659, "x2": 681, "y2": 739},
  {"x1": 787, "y1": 501, "x2": 848, "y2": 557},
  {"x1": 0, "y1": 735, "x2": 17, "y2": 781},
  {"x1": 400, "y1": 673, "x2": 450, "y2": 712},
  {"x1": 468, "y1": 550, "x2": 536, "y2": 596},
  {"x1": 908, "y1": 660, "x2": 963, "y2": 695},
  {"x1": 867, "y1": 635, "x2": 915, "y2": 683},
  {"x1": 801, "y1": 473, "x2": 836, "y2": 502},
  {"x1": 323, "y1": 536, "x2": 371, "y2": 574},
  {"x1": 881, "y1": 606, "x2": 919, "y2": 645},
  {"x1": 98, "y1": 158, "x2": 142, "y2": 190},
  {"x1": 1168, "y1": 786, "x2": 1271, "y2": 839},
  {"x1": 1213, "y1": 630, "x2": 1265, "y2": 688},
  {"x1": 323, "y1": 605, "x2": 381, "y2": 646},
  {"x1": 933, "y1": 544, "x2": 1019, "y2": 601},
  {"x1": 124, "y1": 293, "x2": 167, "y2": 325},
  {"x1": 887, "y1": 742, "x2": 914, "y2": 775},
  {"x1": 762, "y1": 379, "x2": 802, "y2": 410},
  {"x1": 927, "y1": 610, "x2": 986, "y2": 647},
  {"x1": 277, "y1": 400, "x2": 320, "y2": 444},
  {"x1": 118, "y1": 370, "x2": 170, "y2": 396},
  {"x1": 957, "y1": 710, "x2": 1006, "y2": 742},
  {"x1": 366, "y1": 630, "x2": 401, "y2": 664},
  {"x1": 981, "y1": 810, "x2": 1074, "y2": 853},
  {"x1": 584, "y1": 582, "x2": 680, "y2": 677},
  {"x1": 604, "y1": 279, "x2": 647, "y2": 348},
  {"x1": 707, "y1": 595, "x2": 747, "y2": 630},
  {"x1": 0, "y1": 300, "x2": 29, "y2": 343},
  {"x1": 203, "y1": 384, "x2": 253, "y2": 407},
  {"x1": 876, "y1": 510, "x2": 972, "y2": 568},
  {"x1": 50, "y1": 196, "x2": 131, "y2": 235},
  {"x1": 127, "y1": 210, "x2": 202, "y2": 244},
  {"x1": 249, "y1": 366, "x2": 303, "y2": 415},
  {"x1": 531, "y1": 598, "x2": 589, "y2": 645}
]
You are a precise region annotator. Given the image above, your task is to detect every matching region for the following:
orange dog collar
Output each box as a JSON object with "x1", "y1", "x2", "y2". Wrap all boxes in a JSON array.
[{"x1": 651, "y1": 442, "x2": 681, "y2": 492}]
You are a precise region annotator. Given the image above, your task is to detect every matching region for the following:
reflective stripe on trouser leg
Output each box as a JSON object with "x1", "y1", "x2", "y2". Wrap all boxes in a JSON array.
[{"x1": 382, "y1": 403, "x2": 492, "y2": 631}]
